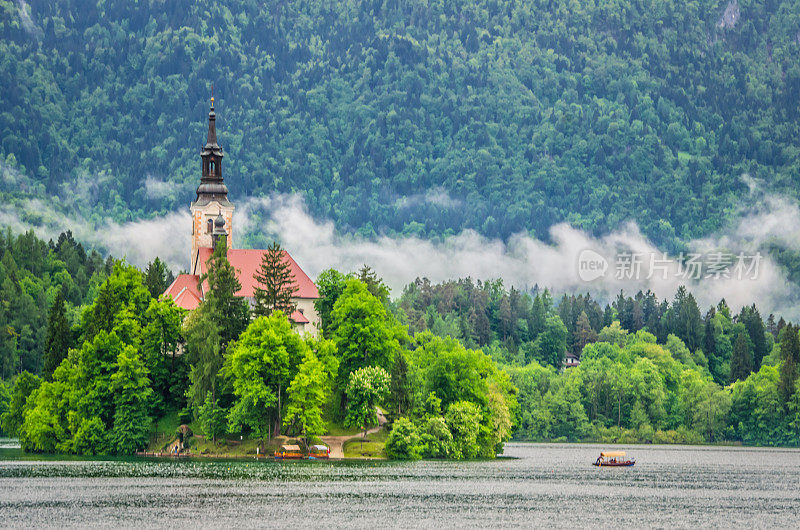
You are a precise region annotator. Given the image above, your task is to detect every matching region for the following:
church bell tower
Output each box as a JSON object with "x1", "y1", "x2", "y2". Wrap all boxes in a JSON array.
[{"x1": 190, "y1": 96, "x2": 234, "y2": 273}]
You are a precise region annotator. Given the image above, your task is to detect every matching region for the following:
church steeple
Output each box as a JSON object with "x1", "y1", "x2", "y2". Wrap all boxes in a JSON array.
[
  {"x1": 190, "y1": 93, "x2": 234, "y2": 273},
  {"x1": 195, "y1": 95, "x2": 229, "y2": 206}
]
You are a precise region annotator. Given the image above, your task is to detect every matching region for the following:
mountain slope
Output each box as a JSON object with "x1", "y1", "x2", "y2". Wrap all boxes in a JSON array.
[{"x1": 1, "y1": 0, "x2": 799, "y2": 249}]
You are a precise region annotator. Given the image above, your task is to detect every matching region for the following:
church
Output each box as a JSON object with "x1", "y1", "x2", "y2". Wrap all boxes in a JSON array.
[{"x1": 162, "y1": 97, "x2": 321, "y2": 336}]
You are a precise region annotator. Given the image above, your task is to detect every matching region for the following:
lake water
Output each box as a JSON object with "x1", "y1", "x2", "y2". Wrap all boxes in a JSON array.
[{"x1": 1, "y1": 442, "x2": 799, "y2": 528}]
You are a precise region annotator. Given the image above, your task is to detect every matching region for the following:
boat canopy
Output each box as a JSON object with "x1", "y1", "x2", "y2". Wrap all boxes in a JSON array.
[
  {"x1": 310, "y1": 445, "x2": 328, "y2": 451},
  {"x1": 281, "y1": 445, "x2": 302, "y2": 452},
  {"x1": 600, "y1": 451, "x2": 626, "y2": 457}
]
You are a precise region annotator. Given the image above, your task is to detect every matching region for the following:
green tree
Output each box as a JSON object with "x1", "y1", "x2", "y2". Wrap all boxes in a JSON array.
[
  {"x1": 444, "y1": 401, "x2": 482, "y2": 460},
  {"x1": 42, "y1": 290, "x2": 73, "y2": 380},
  {"x1": 730, "y1": 330, "x2": 753, "y2": 384},
  {"x1": 0, "y1": 380, "x2": 9, "y2": 436},
  {"x1": 385, "y1": 417, "x2": 422, "y2": 460},
  {"x1": 0, "y1": 371, "x2": 41, "y2": 437},
  {"x1": 201, "y1": 243, "x2": 250, "y2": 348},
  {"x1": 671, "y1": 287, "x2": 704, "y2": 352},
  {"x1": 692, "y1": 384, "x2": 731, "y2": 442},
  {"x1": 20, "y1": 378, "x2": 71, "y2": 454},
  {"x1": 419, "y1": 416, "x2": 453, "y2": 458},
  {"x1": 253, "y1": 241, "x2": 297, "y2": 318},
  {"x1": 183, "y1": 305, "x2": 222, "y2": 412},
  {"x1": 225, "y1": 312, "x2": 306, "y2": 440},
  {"x1": 532, "y1": 316, "x2": 568, "y2": 368},
  {"x1": 284, "y1": 349, "x2": 337, "y2": 446},
  {"x1": 778, "y1": 324, "x2": 800, "y2": 403},
  {"x1": 357, "y1": 265, "x2": 390, "y2": 305},
  {"x1": 388, "y1": 350, "x2": 412, "y2": 416},
  {"x1": 110, "y1": 348, "x2": 153, "y2": 454},
  {"x1": 344, "y1": 365, "x2": 390, "y2": 444},
  {"x1": 144, "y1": 257, "x2": 173, "y2": 298},
  {"x1": 313, "y1": 269, "x2": 352, "y2": 338},
  {"x1": 332, "y1": 280, "x2": 400, "y2": 397},
  {"x1": 79, "y1": 262, "x2": 151, "y2": 343},
  {"x1": 572, "y1": 310, "x2": 598, "y2": 356},
  {"x1": 198, "y1": 391, "x2": 227, "y2": 443},
  {"x1": 141, "y1": 298, "x2": 184, "y2": 408},
  {"x1": 740, "y1": 305, "x2": 769, "y2": 370}
]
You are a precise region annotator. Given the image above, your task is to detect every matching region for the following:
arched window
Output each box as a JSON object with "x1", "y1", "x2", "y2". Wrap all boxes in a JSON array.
[
  {"x1": 207, "y1": 218, "x2": 213, "y2": 234},
  {"x1": 209, "y1": 160, "x2": 215, "y2": 176}
]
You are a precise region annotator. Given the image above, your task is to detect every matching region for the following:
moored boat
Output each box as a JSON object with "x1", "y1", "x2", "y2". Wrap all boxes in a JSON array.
[
  {"x1": 593, "y1": 451, "x2": 635, "y2": 467},
  {"x1": 308, "y1": 444, "x2": 330, "y2": 460},
  {"x1": 274, "y1": 444, "x2": 305, "y2": 460}
]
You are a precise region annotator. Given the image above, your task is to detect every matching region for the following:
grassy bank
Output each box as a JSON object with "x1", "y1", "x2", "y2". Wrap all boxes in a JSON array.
[
  {"x1": 147, "y1": 409, "x2": 388, "y2": 458},
  {"x1": 343, "y1": 429, "x2": 389, "y2": 459}
]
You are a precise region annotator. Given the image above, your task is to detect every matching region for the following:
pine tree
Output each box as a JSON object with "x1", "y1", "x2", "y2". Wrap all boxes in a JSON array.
[
  {"x1": 703, "y1": 307, "x2": 717, "y2": 358},
  {"x1": 144, "y1": 257, "x2": 173, "y2": 298},
  {"x1": 729, "y1": 330, "x2": 753, "y2": 384},
  {"x1": 766, "y1": 313, "x2": 778, "y2": 339},
  {"x1": 674, "y1": 288, "x2": 704, "y2": 351},
  {"x1": 43, "y1": 290, "x2": 72, "y2": 380},
  {"x1": 573, "y1": 310, "x2": 598, "y2": 356},
  {"x1": 201, "y1": 243, "x2": 250, "y2": 348},
  {"x1": 357, "y1": 264, "x2": 390, "y2": 304},
  {"x1": 777, "y1": 317, "x2": 787, "y2": 338},
  {"x1": 602, "y1": 304, "x2": 615, "y2": 328},
  {"x1": 253, "y1": 241, "x2": 297, "y2": 318},
  {"x1": 779, "y1": 324, "x2": 800, "y2": 403},
  {"x1": 740, "y1": 304, "x2": 768, "y2": 370}
]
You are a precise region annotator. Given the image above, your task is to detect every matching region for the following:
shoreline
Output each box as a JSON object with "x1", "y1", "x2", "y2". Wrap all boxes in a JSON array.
[{"x1": 5, "y1": 440, "x2": 800, "y2": 463}]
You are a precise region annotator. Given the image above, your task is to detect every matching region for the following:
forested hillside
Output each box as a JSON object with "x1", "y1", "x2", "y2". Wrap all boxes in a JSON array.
[{"x1": 2, "y1": 0, "x2": 799, "y2": 248}]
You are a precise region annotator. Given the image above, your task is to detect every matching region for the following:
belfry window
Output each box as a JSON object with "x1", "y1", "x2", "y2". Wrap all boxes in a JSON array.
[
  {"x1": 209, "y1": 160, "x2": 216, "y2": 176},
  {"x1": 207, "y1": 218, "x2": 213, "y2": 234}
]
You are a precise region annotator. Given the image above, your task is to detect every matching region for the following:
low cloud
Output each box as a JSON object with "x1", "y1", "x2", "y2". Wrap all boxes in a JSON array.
[
  {"x1": 144, "y1": 176, "x2": 188, "y2": 201},
  {"x1": 0, "y1": 199, "x2": 189, "y2": 273},
  {"x1": 144, "y1": 176, "x2": 175, "y2": 200},
  {"x1": 395, "y1": 187, "x2": 462, "y2": 210},
  {"x1": 4, "y1": 178, "x2": 800, "y2": 319},
  {"x1": 238, "y1": 191, "x2": 800, "y2": 319},
  {"x1": 16, "y1": 0, "x2": 42, "y2": 40}
]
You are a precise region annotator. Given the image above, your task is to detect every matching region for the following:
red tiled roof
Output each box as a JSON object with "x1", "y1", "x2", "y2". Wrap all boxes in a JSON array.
[
  {"x1": 173, "y1": 286, "x2": 202, "y2": 310},
  {"x1": 290, "y1": 310, "x2": 309, "y2": 324},
  {"x1": 196, "y1": 248, "x2": 319, "y2": 299},
  {"x1": 163, "y1": 274, "x2": 202, "y2": 310}
]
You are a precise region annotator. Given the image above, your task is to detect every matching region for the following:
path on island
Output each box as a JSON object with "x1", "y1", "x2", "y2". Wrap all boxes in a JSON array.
[{"x1": 320, "y1": 408, "x2": 387, "y2": 459}]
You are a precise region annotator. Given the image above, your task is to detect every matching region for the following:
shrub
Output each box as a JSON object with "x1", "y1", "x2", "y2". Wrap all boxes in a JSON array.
[
  {"x1": 445, "y1": 401, "x2": 482, "y2": 459},
  {"x1": 385, "y1": 418, "x2": 422, "y2": 460},
  {"x1": 420, "y1": 416, "x2": 453, "y2": 458}
]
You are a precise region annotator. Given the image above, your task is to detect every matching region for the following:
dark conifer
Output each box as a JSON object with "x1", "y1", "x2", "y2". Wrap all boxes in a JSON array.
[
  {"x1": 779, "y1": 324, "x2": 800, "y2": 403},
  {"x1": 729, "y1": 330, "x2": 753, "y2": 384},
  {"x1": 253, "y1": 241, "x2": 298, "y2": 318},
  {"x1": 202, "y1": 243, "x2": 250, "y2": 348},
  {"x1": 43, "y1": 290, "x2": 72, "y2": 380}
]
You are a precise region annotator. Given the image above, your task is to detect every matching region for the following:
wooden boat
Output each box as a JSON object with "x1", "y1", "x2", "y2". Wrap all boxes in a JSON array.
[
  {"x1": 308, "y1": 444, "x2": 330, "y2": 460},
  {"x1": 593, "y1": 451, "x2": 635, "y2": 467},
  {"x1": 274, "y1": 444, "x2": 305, "y2": 459}
]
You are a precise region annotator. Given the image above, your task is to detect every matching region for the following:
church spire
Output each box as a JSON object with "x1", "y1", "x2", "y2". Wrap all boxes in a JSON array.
[
  {"x1": 195, "y1": 92, "x2": 229, "y2": 206},
  {"x1": 206, "y1": 95, "x2": 219, "y2": 149}
]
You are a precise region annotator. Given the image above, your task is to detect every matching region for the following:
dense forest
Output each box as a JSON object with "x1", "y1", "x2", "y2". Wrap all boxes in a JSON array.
[
  {"x1": 2, "y1": 0, "x2": 800, "y2": 252},
  {"x1": 3, "y1": 228, "x2": 800, "y2": 455}
]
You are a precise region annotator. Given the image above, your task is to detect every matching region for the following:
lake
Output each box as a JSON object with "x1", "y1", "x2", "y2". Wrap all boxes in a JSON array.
[{"x1": 1, "y1": 442, "x2": 799, "y2": 528}]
